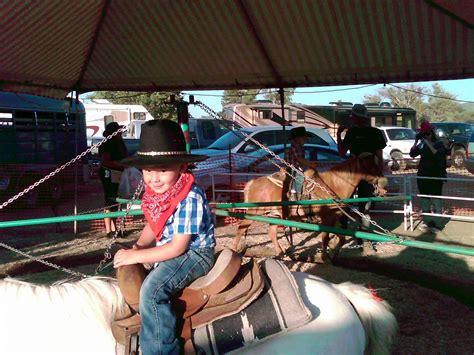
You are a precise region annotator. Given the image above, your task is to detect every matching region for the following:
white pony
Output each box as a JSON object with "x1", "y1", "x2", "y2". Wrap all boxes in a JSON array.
[{"x1": 0, "y1": 273, "x2": 397, "y2": 355}]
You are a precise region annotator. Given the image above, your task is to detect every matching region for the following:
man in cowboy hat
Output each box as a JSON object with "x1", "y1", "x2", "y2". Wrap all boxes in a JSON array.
[
  {"x1": 285, "y1": 126, "x2": 318, "y2": 198},
  {"x1": 113, "y1": 120, "x2": 215, "y2": 355},
  {"x1": 337, "y1": 104, "x2": 386, "y2": 249}
]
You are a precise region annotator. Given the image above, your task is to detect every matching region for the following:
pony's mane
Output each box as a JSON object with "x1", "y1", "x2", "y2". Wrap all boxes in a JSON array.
[
  {"x1": 0, "y1": 276, "x2": 130, "y2": 353},
  {"x1": 1, "y1": 276, "x2": 127, "y2": 317},
  {"x1": 327, "y1": 156, "x2": 358, "y2": 174}
]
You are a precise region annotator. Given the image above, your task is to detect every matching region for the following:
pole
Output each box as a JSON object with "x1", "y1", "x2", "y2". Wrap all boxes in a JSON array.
[
  {"x1": 177, "y1": 100, "x2": 191, "y2": 152},
  {"x1": 74, "y1": 92, "x2": 79, "y2": 235}
]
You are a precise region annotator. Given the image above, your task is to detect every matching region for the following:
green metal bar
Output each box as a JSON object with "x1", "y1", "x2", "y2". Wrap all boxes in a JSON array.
[
  {"x1": 116, "y1": 196, "x2": 411, "y2": 209},
  {"x1": 0, "y1": 210, "x2": 144, "y2": 229},
  {"x1": 215, "y1": 210, "x2": 474, "y2": 257},
  {"x1": 215, "y1": 196, "x2": 411, "y2": 209},
  {"x1": 116, "y1": 198, "x2": 142, "y2": 205}
]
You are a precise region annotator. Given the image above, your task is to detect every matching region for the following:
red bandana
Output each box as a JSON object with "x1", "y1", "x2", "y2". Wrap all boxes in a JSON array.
[{"x1": 141, "y1": 171, "x2": 194, "y2": 241}]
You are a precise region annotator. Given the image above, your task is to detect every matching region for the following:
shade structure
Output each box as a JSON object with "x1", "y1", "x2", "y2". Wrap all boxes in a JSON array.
[{"x1": 1, "y1": 0, "x2": 474, "y2": 99}]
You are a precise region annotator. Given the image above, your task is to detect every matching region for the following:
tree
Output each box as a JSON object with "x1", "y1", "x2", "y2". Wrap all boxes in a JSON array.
[
  {"x1": 84, "y1": 91, "x2": 181, "y2": 120},
  {"x1": 260, "y1": 88, "x2": 295, "y2": 104},
  {"x1": 362, "y1": 94, "x2": 382, "y2": 105},
  {"x1": 221, "y1": 88, "x2": 295, "y2": 106},
  {"x1": 377, "y1": 84, "x2": 428, "y2": 115},
  {"x1": 362, "y1": 83, "x2": 465, "y2": 123},
  {"x1": 221, "y1": 89, "x2": 260, "y2": 106},
  {"x1": 425, "y1": 83, "x2": 464, "y2": 121}
]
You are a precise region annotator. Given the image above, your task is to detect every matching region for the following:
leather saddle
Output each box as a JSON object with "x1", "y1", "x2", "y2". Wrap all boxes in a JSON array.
[{"x1": 112, "y1": 248, "x2": 264, "y2": 351}]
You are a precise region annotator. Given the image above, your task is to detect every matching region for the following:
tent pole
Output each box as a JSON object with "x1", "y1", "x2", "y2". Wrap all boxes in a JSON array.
[{"x1": 74, "y1": 91, "x2": 79, "y2": 236}]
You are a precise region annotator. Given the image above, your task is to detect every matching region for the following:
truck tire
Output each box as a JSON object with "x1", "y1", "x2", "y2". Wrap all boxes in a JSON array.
[
  {"x1": 452, "y1": 149, "x2": 466, "y2": 169},
  {"x1": 390, "y1": 151, "x2": 406, "y2": 170}
]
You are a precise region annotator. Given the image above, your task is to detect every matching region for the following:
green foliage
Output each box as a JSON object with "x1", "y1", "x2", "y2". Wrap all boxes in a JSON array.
[
  {"x1": 362, "y1": 94, "x2": 382, "y2": 105},
  {"x1": 84, "y1": 91, "x2": 181, "y2": 120},
  {"x1": 364, "y1": 83, "x2": 468, "y2": 123},
  {"x1": 221, "y1": 90, "x2": 260, "y2": 106},
  {"x1": 261, "y1": 88, "x2": 295, "y2": 104},
  {"x1": 221, "y1": 88, "x2": 295, "y2": 106}
]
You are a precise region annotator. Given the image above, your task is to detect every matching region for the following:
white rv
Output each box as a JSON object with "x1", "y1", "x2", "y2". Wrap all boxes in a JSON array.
[{"x1": 83, "y1": 99, "x2": 154, "y2": 143}]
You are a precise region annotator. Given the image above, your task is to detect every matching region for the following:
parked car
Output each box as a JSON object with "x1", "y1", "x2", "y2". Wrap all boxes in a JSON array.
[
  {"x1": 194, "y1": 144, "x2": 399, "y2": 202},
  {"x1": 192, "y1": 126, "x2": 337, "y2": 157},
  {"x1": 465, "y1": 131, "x2": 474, "y2": 175},
  {"x1": 188, "y1": 117, "x2": 239, "y2": 149},
  {"x1": 378, "y1": 126, "x2": 418, "y2": 170},
  {"x1": 431, "y1": 122, "x2": 473, "y2": 168}
]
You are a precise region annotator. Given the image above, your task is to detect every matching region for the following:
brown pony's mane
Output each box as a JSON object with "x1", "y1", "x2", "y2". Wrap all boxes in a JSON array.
[{"x1": 317, "y1": 157, "x2": 361, "y2": 193}]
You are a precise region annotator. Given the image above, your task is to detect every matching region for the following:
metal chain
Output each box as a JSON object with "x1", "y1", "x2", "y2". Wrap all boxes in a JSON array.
[
  {"x1": 95, "y1": 179, "x2": 145, "y2": 274},
  {"x1": 0, "y1": 241, "x2": 88, "y2": 278},
  {"x1": 196, "y1": 101, "x2": 407, "y2": 245},
  {"x1": 0, "y1": 126, "x2": 134, "y2": 278},
  {"x1": 0, "y1": 127, "x2": 127, "y2": 210}
]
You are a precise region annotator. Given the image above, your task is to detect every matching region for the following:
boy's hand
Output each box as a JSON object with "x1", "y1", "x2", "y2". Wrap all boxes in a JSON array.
[{"x1": 113, "y1": 248, "x2": 139, "y2": 268}]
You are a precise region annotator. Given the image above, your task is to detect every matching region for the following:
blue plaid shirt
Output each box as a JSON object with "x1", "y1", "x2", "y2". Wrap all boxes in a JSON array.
[{"x1": 156, "y1": 184, "x2": 215, "y2": 250}]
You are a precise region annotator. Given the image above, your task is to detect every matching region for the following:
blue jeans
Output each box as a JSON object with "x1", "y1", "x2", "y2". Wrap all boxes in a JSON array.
[
  {"x1": 139, "y1": 247, "x2": 215, "y2": 355},
  {"x1": 292, "y1": 170, "x2": 305, "y2": 195}
]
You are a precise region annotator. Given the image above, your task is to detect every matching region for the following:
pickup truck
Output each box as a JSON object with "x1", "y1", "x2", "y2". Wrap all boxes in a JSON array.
[{"x1": 431, "y1": 122, "x2": 473, "y2": 168}]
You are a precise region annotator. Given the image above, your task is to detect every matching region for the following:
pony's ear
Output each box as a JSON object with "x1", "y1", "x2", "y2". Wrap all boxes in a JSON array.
[{"x1": 304, "y1": 169, "x2": 315, "y2": 177}]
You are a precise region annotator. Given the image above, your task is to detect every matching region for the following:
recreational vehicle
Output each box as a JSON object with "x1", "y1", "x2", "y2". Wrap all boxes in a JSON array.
[
  {"x1": 83, "y1": 99, "x2": 154, "y2": 143},
  {"x1": 222, "y1": 101, "x2": 417, "y2": 138}
]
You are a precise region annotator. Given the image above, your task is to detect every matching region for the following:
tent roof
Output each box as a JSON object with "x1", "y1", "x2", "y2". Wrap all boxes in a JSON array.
[{"x1": 1, "y1": 0, "x2": 474, "y2": 99}]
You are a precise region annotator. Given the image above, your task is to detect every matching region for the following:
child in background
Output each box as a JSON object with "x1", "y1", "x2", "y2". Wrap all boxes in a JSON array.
[
  {"x1": 285, "y1": 126, "x2": 318, "y2": 198},
  {"x1": 113, "y1": 120, "x2": 215, "y2": 355}
]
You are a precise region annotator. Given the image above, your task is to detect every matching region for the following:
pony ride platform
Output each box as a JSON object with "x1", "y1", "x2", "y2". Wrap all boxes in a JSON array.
[{"x1": 114, "y1": 249, "x2": 313, "y2": 354}]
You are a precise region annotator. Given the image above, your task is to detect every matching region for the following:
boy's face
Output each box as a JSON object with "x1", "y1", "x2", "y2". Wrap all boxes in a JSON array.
[{"x1": 143, "y1": 163, "x2": 187, "y2": 194}]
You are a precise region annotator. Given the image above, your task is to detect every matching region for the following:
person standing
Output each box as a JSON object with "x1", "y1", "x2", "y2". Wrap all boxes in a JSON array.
[
  {"x1": 99, "y1": 122, "x2": 128, "y2": 237},
  {"x1": 113, "y1": 120, "x2": 215, "y2": 355},
  {"x1": 410, "y1": 121, "x2": 448, "y2": 232},
  {"x1": 337, "y1": 104, "x2": 386, "y2": 247}
]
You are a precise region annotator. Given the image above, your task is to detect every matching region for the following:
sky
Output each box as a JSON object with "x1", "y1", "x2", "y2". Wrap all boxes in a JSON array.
[{"x1": 185, "y1": 79, "x2": 474, "y2": 118}]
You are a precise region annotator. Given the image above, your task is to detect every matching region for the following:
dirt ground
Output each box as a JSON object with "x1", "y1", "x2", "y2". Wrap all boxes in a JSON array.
[{"x1": 1, "y1": 213, "x2": 473, "y2": 354}]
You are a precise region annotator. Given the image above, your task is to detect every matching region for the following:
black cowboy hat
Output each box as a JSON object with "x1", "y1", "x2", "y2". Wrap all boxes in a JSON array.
[
  {"x1": 289, "y1": 126, "x2": 312, "y2": 140},
  {"x1": 120, "y1": 120, "x2": 208, "y2": 168},
  {"x1": 103, "y1": 121, "x2": 124, "y2": 137},
  {"x1": 350, "y1": 104, "x2": 369, "y2": 119}
]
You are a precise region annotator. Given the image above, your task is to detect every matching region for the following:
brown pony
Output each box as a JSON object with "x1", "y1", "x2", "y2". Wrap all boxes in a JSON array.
[{"x1": 232, "y1": 154, "x2": 387, "y2": 261}]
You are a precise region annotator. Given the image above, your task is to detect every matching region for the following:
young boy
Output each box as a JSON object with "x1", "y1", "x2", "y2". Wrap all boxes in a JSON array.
[
  {"x1": 113, "y1": 119, "x2": 215, "y2": 355},
  {"x1": 285, "y1": 126, "x2": 317, "y2": 197}
]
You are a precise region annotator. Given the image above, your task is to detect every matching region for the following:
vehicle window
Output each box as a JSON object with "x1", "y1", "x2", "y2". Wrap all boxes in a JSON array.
[
  {"x1": 306, "y1": 132, "x2": 329, "y2": 146},
  {"x1": 274, "y1": 130, "x2": 288, "y2": 144},
  {"x1": 189, "y1": 131, "x2": 198, "y2": 149},
  {"x1": 470, "y1": 132, "x2": 474, "y2": 143},
  {"x1": 207, "y1": 130, "x2": 249, "y2": 151},
  {"x1": 201, "y1": 121, "x2": 217, "y2": 140},
  {"x1": 385, "y1": 128, "x2": 415, "y2": 140},
  {"x1": 459, "y1": 124, "x2": 472, "y2": 134},
  {"x1": 240, "y1": 131, "x2": 276, "y2": 153}
]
